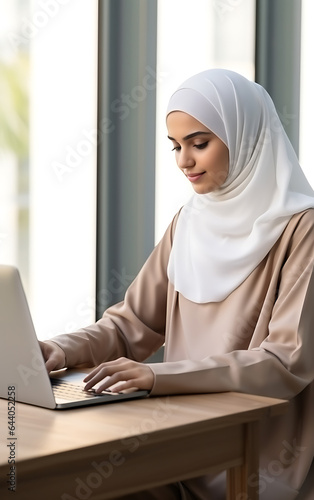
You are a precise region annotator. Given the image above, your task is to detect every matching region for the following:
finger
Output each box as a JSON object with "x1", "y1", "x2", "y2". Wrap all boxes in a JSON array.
[
  {"x1": 40, "y1": 343, "x2": 54, "y2": 372},
  {"x1": 108, "y1": 380, "x2": 140, "y2": 393},
  {"x1": 92, "y1": 369, "x2": 141, "y2": 393},
  {"x1": 45, "y1": 359, "x2": 55, "y2": 373},
  {"x1": 85, "y1": 367, "x2": 136, "y2": 392},
  {"x1": 44, "y1": 351, "x2": 65, "y2": 373},
  {"x1": 39, "y1": 341, "x2": 49, "y2": 360},
  {"x1": 44, "y1": 354, "x2": 59, "y2": 373},
  {"x1": 83, "y1": 359, "x2": 127, "y2": 382},
  {"x1": 84, "y1": 368, "x2": 113, "y2": 391},
  {"x1": 85, "y1": 372, "x2": 123, "y2": 392},
  {"x1": 83, "y1": 358, "x2": 132, "y2": 384},
  {"x1": 83, "y1": 367, "x2": 102, "y2": 383}
]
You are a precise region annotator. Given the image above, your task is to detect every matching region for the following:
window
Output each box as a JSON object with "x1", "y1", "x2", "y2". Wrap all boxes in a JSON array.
[{"x1": 0, "y1": 0, "x2": 98, "y2": 339}]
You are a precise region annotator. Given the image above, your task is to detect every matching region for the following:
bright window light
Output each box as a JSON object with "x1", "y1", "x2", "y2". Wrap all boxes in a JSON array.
[
  {"x1": 29, "y1": 0, "x2": 98, "y2": 339},
  {"x1": 0, "y1": 0, "x2": 98, "y2": 340}
]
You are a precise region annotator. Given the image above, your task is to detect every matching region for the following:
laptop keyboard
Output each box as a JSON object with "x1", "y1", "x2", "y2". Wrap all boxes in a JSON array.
[{"x1": 51, "y1": 378, "x2": 117, "y2": 401}]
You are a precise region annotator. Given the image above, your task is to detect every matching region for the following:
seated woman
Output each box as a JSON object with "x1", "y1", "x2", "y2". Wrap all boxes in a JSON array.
[{"x1": 40, "y1": 69, "x2": 314, "y2": 500}]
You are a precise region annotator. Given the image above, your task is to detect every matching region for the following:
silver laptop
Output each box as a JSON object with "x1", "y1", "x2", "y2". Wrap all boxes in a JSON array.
[{"x1": 0, "y1": 265, "x2": 148, "y2": 409}]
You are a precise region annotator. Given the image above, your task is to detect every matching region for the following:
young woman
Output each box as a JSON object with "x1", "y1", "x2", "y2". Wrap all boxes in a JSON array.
[{"x1": 41, "y1": 69, "x2": 314, "y2": 499}]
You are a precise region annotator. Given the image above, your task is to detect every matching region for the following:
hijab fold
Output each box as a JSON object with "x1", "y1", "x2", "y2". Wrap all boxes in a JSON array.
[{"x1": 166, "y1": 69, "x2": 314, "y2": 303}]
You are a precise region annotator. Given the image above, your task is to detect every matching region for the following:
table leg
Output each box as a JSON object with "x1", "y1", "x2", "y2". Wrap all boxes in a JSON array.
[{"x1": 226, "y1": 421, "x2": 259, "y2": 500}]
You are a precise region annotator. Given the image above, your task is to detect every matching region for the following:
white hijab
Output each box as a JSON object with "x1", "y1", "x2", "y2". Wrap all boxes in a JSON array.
[{"x1": 167, "y1": 69, "x2": 314, "y2": 303}]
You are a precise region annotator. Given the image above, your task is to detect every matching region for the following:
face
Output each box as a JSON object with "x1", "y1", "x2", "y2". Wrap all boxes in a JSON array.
[{"x1": 167, "y1": 111, "x2": 229, "y2": 194}]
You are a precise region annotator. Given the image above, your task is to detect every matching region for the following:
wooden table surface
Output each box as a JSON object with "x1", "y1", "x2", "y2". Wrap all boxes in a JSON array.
[{"x1": 0, "y1": 391, "x2": 288, "y2": 500}]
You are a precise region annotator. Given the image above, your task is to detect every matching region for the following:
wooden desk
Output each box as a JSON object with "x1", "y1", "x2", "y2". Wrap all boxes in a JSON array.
[{"x1": 0, "y1": 392, "x2": 288, "y2": 500}]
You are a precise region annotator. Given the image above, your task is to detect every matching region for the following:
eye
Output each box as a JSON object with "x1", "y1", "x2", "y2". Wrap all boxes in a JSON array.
[
  {"x1": 171, "y1": 145, "x2": 181, "y2": 152},
  {"x1": 194, "y1": 141, "x2": 209, "y2": 150}
]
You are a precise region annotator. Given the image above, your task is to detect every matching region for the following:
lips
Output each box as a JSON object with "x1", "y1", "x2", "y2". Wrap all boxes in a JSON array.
[{"x1": 186, "y1": 172, "x2": 205, "y2": 183}]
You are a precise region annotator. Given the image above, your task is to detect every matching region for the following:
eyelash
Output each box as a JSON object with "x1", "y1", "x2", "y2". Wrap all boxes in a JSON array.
[
  {"x1": 171, "y1": 141, "x2": 209, "y2": 152},
  {"x1": 194, "y1": 141, "x2": 209, "y2": 150}
]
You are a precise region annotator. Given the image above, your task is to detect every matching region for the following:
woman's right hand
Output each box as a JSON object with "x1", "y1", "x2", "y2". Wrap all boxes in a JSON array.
[{"x1": 39, "y1": 340, "x2": 66, "y2": 373}]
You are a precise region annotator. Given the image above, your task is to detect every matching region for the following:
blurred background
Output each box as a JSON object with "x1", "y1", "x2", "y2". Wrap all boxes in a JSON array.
[{"x1": 0, "y1": 0, "x2": 312, "y2": 339}]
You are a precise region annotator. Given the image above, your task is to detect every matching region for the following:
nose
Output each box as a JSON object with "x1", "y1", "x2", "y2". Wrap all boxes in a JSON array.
[{"x1": 176, "y1": 149, "x2": 195, "y2": 170}]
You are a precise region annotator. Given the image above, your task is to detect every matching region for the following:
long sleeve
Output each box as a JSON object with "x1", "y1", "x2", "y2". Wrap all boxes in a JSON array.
[
  {"x1": 149, "y1": 210, "x2": 314, "y2": 400},
  {"x1": 51, "y1": 215, "x2": 177, "y2": 367}
]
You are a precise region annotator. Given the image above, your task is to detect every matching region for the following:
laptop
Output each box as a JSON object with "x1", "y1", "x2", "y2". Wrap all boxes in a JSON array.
[{"x1": 0, "y1": 265, "x2": 148, "y2": 409}]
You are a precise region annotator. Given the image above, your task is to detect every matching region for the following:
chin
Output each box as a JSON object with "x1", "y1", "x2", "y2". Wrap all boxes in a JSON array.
[{"x1": 193, "y1": 186, "x2": 213, "y2": 195}]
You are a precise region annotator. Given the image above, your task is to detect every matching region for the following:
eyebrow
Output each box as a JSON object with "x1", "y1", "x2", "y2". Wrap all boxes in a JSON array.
[{"x1": 167, "y1": 131, "x2": 211, "y2": 142}]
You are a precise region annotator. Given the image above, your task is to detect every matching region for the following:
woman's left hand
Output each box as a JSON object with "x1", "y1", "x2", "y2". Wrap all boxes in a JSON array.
[{"x1": 83, "y1": 357, "x2": 154, "y2": 393}]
